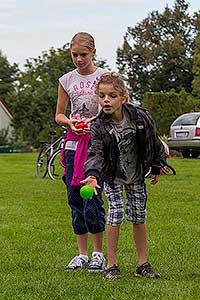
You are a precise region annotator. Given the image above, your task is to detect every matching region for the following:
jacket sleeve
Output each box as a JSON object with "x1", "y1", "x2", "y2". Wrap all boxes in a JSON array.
[
  {"x1": 144, "y1": 113, "x2": 165, "y2": 175},
  {"x1": 150, "y1": 134, "x2": 165, "y2": 175},
  {"x1": 84, "y1": 120, "x2": 104, "y2": 182}
]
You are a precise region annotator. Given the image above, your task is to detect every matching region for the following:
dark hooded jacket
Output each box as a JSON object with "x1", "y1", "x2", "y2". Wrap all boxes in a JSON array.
[{"x1": 84, "y1": 103, "x2": 165, "y2": 186}]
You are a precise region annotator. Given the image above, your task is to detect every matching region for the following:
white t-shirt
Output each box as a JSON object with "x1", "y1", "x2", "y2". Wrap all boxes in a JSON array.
[{"x1": 59, "y1": 67, "x2": 107, "y2": 119}]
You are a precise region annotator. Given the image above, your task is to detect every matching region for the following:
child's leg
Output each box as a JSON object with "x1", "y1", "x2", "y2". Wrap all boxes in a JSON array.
[
  {"x1": 84, "y1": 191, "x2": 105, "y2": 235},
  {"x1": 134, "y1": 223, "x2": 160, "y2": 279},
  {"x1": 104, "y1": 183, "x2": 124, "y2": 268},
  {"x1": 125, "y1": 182, "x2": 160, "y2": 279},
  {"x1": 133, "y1": 224, "x2": 147, "y2": 265},
  {"x1": 91, "y1": 231, "x2": 103, "y2": 253},
  {"x1": 125, "y1": 181, "x2": 147, "y2": 265},
  {"x1": 76, "y1": 231, "x2": 104, "y2": 257},
  {"x1": 65, "y1": 150, "x2": 89, "y2": 257},
  {"x1": 84, "y1": 178, "x2": 105, "y2": 244},
  {"x1": 106, "y1": 225, "x2": 120, "y2": 268},
  {"x1": 76, "y1": 233, "x2": 88, "y2": 255},
  {"x1": 83, "y1": 181, "x2": 105, "y2": 272}
]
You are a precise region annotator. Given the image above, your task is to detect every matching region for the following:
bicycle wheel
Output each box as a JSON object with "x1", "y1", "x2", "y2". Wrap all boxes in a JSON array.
[
  {"x1": 48, "y1": 148, "x2": 64, "y2": 180},
  {"x1": 36, "y1": 147, "x2": 49, "y2": 178}
]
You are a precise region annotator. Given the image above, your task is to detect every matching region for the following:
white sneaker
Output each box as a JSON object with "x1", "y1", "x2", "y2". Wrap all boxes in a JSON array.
[
  {"x1": 65, "y1": 256, "x2": 89, "y2": 270},
  {"x1": 88, "y1": 253, "x2": 105, "y2": 272}
]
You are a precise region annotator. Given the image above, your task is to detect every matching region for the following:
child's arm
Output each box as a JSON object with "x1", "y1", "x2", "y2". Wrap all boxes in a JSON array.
[
  {"x1": 55, "y1": 84, "x2": 80, "y2": 133},
  {"x1": 145, "y1": 122, "x2": 165, "y2": 175}
]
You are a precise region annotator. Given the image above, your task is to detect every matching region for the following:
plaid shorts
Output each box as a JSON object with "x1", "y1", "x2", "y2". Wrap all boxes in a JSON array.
[{"x1": 104, "y1": 181, "x2": 147, "y2": 225}]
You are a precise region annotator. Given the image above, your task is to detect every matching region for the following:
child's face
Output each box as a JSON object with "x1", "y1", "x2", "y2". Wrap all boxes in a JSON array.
[
  {"x1": 98, "y1": 83, "x2": 126, "y2": 121},
  {"x1": 71, "y1": 44, "x2": 96, "y2": 72}
]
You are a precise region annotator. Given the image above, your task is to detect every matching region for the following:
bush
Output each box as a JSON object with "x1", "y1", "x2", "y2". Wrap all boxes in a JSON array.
[
  {"x1": 0, "y1": 128, "x2": 9, "y2": 145},
  {"x1": 143, "y1": 90, "x2": 200, "y2": 135}
]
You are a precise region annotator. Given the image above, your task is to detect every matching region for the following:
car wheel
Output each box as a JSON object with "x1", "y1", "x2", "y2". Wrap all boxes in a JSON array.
[
  {"x1": 182, "y1": 151, "x2": 191, "y2": 158},
  {"x1": 182, "y1": 151, "x2": 199, "y2": 158},
  {"x1": 190, "y1": 152, "x2": 199, "y2": 158}
]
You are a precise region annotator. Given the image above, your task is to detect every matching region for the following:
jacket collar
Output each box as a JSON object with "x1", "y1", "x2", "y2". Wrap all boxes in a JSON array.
[{"x1": 97, "y1": 103, "x2": 138, "y2": 123}]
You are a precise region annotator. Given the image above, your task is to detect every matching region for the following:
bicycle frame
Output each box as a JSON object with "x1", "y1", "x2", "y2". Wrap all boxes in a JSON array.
[
  {"x1": 44, "y1": 135, "x2": 63, "y2": 158},
  {"x1": 36, "y1": 126, "x2": 67, "y2": 179}
]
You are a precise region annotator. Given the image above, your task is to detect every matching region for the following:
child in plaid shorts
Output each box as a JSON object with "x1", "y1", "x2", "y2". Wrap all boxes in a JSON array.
[{"x1": 81, "y1": 72, "x2": 165, "y2": 280}]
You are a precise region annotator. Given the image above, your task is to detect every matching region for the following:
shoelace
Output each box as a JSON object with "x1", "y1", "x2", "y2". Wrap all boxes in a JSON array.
[
  {"x1": 141, "y1": 263, "x2": 154, "y2": 276},
  {"x1": 144, "y1": 263, "x2": 152, "y2": 271},
  {"x1": 70, "y1": 256, "x2": 87, "y2": 266},
  {"x1": 91, "y1": 255, "x2": 103, "y2": 265}
]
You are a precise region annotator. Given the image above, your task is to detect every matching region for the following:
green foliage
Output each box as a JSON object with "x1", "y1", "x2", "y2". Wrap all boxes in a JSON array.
[
  {"x1": 36, "y1": 124, "x2": 64, "y2": 145},
  {"x1": 143, "y1": 90, "x2": 200, "y2": 135},
  {"x1": 93, "y1": 56, "x2": 110, "y2": 70},
  {"x1": 6, "y1": 45, "x2": 74, "y2": 147},
  {"x1": 0, "y1": 153, "x2": 199, "y2": 300},
  {"x1": 117, "y1": 0, "x2": 197, "y2": 101},
  {"x1": 0, "y1": 50, "x2": 19, "y2": 99},
  {"x1": 14, "y1": 129, "x2": 30, "y2": 147},
  {"x1": 192, "y1": 31, "x2": 200, "y2": 97},
  {"x1": 0, "y1": 128, "x2": 9, "y2": 145}
]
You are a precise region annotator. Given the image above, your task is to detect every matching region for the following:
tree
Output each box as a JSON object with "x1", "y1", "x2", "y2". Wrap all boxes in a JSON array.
[
  {"x1": 192, "y1": 13, "x2": 200, "y2": 97},
  {"x1": 117, "y1": 0, "x2": 197, "y2": 101},
  {"x1": 6, "y1": 45, "x2": 74, "y2": 147},
  {"x1": 0, "y1": 128, "x2": 9, "y2": 146},
  {"x1": 0, "y1": 51, "x2": 19, "y2": 99}
]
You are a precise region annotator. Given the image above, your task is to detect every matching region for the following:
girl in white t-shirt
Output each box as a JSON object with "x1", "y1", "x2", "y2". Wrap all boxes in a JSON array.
[{"x1": 55, "y1": 32, "x2": 107, "y2": 271}]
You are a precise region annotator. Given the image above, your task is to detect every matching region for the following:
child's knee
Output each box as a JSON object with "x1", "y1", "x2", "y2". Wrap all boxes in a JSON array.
[
  {"x1": 126, "y1": 212, "x2": 146, "y2": 224},
  {"x1": 107, "y1": 213, "x2": 124, "y2": 226}
]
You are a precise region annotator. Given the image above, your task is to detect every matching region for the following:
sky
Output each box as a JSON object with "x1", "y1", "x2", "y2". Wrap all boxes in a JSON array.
[{"x1": 1, "y1": 0, "x2": 200, "y2": 71}]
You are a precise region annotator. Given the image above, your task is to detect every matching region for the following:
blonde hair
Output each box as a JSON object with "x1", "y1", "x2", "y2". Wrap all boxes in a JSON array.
[
  {"x1": 70, "y1": 32, "x2": 95, "y2": 50},
  {"x1": 96, "y1": 72, "x2": 129, "y2": 102}
]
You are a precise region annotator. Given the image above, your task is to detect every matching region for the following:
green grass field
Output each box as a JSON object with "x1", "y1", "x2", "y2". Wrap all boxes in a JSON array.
[{"x1": 0, "y1": 153, "x2": 199, "y2": 300}]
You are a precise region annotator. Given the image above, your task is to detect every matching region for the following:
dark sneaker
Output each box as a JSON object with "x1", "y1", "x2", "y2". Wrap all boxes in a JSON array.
[
  {"x1": 65, "y1": 256, "x2": 89, "y2": 270},
  {"x1": 135, "y1": 261, "x2": 160, "y2": 279},
  {"x1": 88, "y1": 253, "x2": 105, "y2": 272},
  {"x1": 104, "y1": 265, "x2": 121, "y2": 280}
]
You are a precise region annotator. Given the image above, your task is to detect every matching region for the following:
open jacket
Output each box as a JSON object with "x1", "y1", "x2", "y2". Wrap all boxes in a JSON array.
[{"x1": 84, "y1": 103, "x2": 165, "y2": 186}]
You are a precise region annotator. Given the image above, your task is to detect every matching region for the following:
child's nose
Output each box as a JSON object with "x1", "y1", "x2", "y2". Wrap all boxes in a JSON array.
[
  {"x1": 77, "y1": 56, "x2": 82, "y2": 62},
  {"x1": 104, "y1": 95, "x2": 110, "y2": 102}
]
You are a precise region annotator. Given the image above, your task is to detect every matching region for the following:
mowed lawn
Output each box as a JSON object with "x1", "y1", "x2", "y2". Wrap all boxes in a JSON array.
[{"x1": 0, "y1": 153, "x2": 199, "y2": 300}]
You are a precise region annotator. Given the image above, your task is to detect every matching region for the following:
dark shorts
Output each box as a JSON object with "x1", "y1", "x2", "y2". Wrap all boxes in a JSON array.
[{"x1": 65, "y1": 150, "x2": 105, "y2": 235}]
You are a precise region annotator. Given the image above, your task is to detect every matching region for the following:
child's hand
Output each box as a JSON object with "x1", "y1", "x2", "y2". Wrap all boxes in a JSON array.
[
  {"x1": 69, "y1": 119, "x2": 87, "y2": 135},
  {"x1": 80, "y1": 176, "x2": 100, "y2": 195},
  {"x1": 69, "y1": 118, "x2": 78, "y2": 131},
  {"x1": 150, "y1": 175, "x2": 160, "y2": 185},
  {"x1": 74, "y1": 121, "x2": 88, "y2": 135},
  {"x1": 70, "y1": 116, "x2": 95, "y2": 135},
  {"x1": 160, "y1": 166, "x2": 170, "y2": 175}
]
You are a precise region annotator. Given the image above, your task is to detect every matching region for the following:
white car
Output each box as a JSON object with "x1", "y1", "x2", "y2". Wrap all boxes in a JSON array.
[{"x1": 167, "y1": 112, "x2": 200, "y2": 158}]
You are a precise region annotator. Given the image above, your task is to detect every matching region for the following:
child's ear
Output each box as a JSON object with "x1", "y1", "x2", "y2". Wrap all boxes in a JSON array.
[{"x1": 92, "y1": 49, "x2": 96, "y2": 56}]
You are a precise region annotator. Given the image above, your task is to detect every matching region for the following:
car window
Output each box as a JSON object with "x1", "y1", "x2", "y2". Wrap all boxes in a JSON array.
[{"x1": 173, "y1": 114, "x2": 200, "y2": 126}]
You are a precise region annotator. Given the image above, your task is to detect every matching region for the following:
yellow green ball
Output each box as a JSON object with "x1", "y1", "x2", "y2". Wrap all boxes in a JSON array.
[{"x1": 80, "y1": 185, "x2": 94, "y2": 199}]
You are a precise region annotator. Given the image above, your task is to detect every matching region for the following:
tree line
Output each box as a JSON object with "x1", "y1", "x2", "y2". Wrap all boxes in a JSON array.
[{"x1": 0, "y1": 0, "x2": 200, "y2": 146}]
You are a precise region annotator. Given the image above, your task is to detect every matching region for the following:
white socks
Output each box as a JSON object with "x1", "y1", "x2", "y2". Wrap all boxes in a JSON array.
[
  {"x1": 92, "y1": 251, "x2": 103, "y2": 257},
  {"x1": 79, "y1": 252, "x2": 103, "y2": 260}
]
